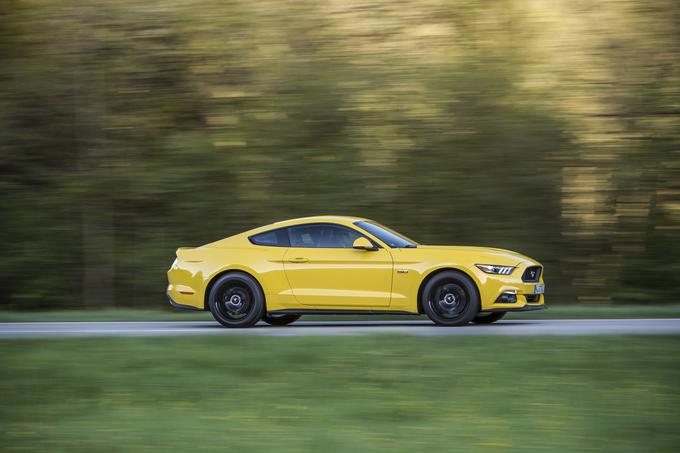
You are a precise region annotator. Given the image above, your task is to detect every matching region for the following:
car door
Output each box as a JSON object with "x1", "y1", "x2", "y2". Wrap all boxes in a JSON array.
[{"x1": 282, "y1": 223, "x2": 393, "y2": 307}]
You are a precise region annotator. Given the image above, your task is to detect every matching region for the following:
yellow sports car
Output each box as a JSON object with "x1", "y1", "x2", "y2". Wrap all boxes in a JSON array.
[{"x1": 167, "y1": 216, "x2": 545, "y2": 327}]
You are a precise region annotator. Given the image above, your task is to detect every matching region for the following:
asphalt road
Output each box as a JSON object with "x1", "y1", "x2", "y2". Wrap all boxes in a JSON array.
[{"x1": 1, "y1": 319, "x2": 680, "y2": 338}]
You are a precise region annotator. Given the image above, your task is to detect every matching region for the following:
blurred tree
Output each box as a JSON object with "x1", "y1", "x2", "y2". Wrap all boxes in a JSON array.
[{"x1": 0, "y1": 0, "x2": 678, "y2": 309}]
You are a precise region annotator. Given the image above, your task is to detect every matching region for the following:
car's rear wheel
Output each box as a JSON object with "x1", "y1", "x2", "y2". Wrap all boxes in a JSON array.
[
  {"x1": 262, "y1": 313, "x2": 301, "y2": 326},
  {"x1": 421, "y1": 271, "x2": 480, "y2": 326},
  {"x1": 472, "y1": 311, "x2": 506, "y2": 324},
  {"x1": 208, "y1": 272, "x2": 265, "y2": 328}
]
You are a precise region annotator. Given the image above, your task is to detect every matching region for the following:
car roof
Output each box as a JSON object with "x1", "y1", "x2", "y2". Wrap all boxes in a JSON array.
[
  {"x1": 205, "y1": 216, "x2": 375, "y2": 247},
  {"x1": 271, "y1": 215, "x2": 367, "y2": 225},
  {"x1": 244, "y1": 215, "x2": 368, "y2": 234}
]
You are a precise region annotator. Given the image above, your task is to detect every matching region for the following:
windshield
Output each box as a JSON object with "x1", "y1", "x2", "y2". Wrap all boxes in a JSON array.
[{"x1": 354, "y1": 221, "x2": 418, "y2": 248}]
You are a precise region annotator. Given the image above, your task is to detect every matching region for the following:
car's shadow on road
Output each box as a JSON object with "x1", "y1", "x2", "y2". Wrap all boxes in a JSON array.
[{"x1": 184, "y1": 320, "x2": 537, "y2": 329}]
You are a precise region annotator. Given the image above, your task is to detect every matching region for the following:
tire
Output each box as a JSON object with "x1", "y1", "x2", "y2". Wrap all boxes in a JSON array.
[
  {"x1": 421, "y1": 271, "x2": 480, "y2": 326},
  {"x1": 472, "y1": 312, "x2": 506, "y2": 324},
  {"x1": 208, "y1": 272, "x2": 265, "y2": 328},
  {"x1": 262, "y1": 313, "x2": 301, "y2": 326}
]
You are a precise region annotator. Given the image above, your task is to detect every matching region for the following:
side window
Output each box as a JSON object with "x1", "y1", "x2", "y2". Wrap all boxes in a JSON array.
[
  {"x1": 288, "y1": 224, "x2": 363, "y2": 248},
  {"x1": 249, "y1": 229, "x2": 290, "y2": 247}
]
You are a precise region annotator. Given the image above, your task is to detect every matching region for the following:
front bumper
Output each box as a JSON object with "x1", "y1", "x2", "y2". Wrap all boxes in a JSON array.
[{"x1": 475, "y1": 263, "x2": 546, "y2": 311}]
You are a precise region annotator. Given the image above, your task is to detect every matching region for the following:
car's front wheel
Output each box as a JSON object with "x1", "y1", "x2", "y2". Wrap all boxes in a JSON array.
[
  {"x1": 262, "y1": 313, "x2": 301, "y2": 326},
  {"x1": 471, "y1": 312, "x2": 506, "y2": 324},
  {"x1": 208, "y1": 272, "x2": 265, "y2": 328},
  {"x1": 421, "y1": 271, "x2": 480, "y2": 326}
]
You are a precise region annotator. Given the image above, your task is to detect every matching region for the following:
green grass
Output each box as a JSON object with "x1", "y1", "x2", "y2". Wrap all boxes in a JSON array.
[
  {"x1": 0, "y1": 308, "x2": 213, "y2": 323},
  {"x1": 1, "y1": 304, "x2": 680, "y2": 322},
  {"x1": 505, "y1": 303, "x2": 680, "y2": 319},
  {"x1": 1, "y1": 335, "x2": 679, "y2": 452}
]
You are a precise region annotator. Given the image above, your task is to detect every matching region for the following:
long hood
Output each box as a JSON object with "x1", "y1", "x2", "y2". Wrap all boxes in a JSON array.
[{"x1": 417, "y1": 245, "x2": 536, "y2": 265}]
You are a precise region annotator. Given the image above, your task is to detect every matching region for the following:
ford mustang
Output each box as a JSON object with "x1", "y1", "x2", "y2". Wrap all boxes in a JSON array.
[{"x1": 167, "y1": 216, "x2": 546, "y2": 327}]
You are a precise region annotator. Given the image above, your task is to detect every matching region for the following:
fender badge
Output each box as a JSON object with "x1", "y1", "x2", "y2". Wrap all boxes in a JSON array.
[{"x1": 396, "y1": 269, "x2": 409, "y2": 274}]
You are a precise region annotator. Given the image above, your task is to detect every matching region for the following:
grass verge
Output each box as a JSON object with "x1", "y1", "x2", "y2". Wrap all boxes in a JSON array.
[{"x1": 1, "y1": 335, "x2": 679, "y2": 452}]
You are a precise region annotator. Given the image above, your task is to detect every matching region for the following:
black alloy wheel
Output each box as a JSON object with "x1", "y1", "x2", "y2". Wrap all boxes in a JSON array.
[
  {"x1": 421, "y1": 271, "x2": 480, "y2": 326},
  {"x1": 471, "y1": 311, "x2": 507, "y2": 324},
  {"x1": 208, "y1": 272, "x2": 265, "y2": 328}
]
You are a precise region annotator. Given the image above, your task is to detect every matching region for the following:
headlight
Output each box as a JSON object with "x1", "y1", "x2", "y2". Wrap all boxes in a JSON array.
[{"x1": 475, "y1": 264, "x2": 515, "y2": 275}]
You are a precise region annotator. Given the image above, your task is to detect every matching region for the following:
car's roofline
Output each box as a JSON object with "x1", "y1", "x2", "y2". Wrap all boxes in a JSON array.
[
  {"x1": 204, "y1": 216, "x2": 374, "y2": 247},
  {"x1": 276, "y1": 215, "x2": 367, "y2": 224},
  {"x1": 256, "y1": 215, "x2": 370, "y2": 231}
]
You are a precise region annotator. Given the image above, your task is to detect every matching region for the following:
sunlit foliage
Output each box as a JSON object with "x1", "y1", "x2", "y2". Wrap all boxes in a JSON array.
[{"x1": 1, "y1": 0, "x2": 678, "y2": 308}]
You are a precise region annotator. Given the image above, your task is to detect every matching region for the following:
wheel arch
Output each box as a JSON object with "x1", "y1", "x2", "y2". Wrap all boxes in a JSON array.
[
  {"x1": 416, "y1": 266, "x2": 481, "y2": 314},
  {"x1": 203, "y1": 268, "x2": 267, "y2": 311}
]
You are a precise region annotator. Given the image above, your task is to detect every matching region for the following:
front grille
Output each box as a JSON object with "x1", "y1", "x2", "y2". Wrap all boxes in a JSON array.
[
  {"x1": 522, "y1": 266, "x2": 542, "y2": 282},
  {"x1": 525, "y1": 294, "x2": 541, "y2": 303}
]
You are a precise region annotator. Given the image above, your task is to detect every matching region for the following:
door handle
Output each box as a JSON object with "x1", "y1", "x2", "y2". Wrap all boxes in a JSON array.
[{"x1": 287, "y1": 257, "x2": 309, "y2": 263}]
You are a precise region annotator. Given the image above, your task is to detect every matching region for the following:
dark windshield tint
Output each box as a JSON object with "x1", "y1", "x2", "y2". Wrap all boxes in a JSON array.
[{"x1": 354, "y1": 221, "x2": 417, "y2": 248}]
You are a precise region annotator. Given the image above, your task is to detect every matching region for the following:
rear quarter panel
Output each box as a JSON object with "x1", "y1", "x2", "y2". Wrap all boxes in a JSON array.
[{"x1": 167, "y1": 242, "x2": 291, "y2": 310}]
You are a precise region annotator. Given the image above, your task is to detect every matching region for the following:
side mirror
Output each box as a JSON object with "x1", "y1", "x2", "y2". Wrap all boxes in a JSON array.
[{"x1": 353, "y1": 237, "x2": 377, "y2": 251}]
